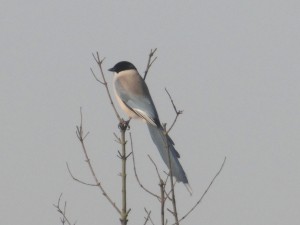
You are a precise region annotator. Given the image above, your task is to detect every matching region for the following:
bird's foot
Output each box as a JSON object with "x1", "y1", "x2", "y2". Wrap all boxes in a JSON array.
[{"x1": 118, "y1": 118, "x2": 131, "y2": 131}]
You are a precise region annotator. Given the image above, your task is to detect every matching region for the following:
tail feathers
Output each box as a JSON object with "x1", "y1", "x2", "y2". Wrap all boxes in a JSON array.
[
  {"x1": 147, "y1": 124, "x2": 189, "y2": 185},
  {"x1": 185, "y1": 183, "x2": 193, "y2": 196}
]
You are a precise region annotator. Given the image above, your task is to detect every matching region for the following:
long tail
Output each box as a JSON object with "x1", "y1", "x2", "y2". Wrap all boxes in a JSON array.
[{"x1": 147, "y1": 124, "x2": 191, "y2": 190}]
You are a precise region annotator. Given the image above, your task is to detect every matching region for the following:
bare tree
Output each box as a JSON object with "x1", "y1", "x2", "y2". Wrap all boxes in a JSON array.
[{"x1": 54, "y1": 49, "x2": 226, "y2": 225}]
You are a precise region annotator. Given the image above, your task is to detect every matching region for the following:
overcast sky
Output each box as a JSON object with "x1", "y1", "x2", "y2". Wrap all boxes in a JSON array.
[{"x1": 1, "y1": 1, "x2": 299, "y2": 225}]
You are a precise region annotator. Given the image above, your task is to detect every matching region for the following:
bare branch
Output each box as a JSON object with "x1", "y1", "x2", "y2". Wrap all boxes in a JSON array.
[
  {"x1": 76, "y1": 108, "x2": 121, "y2": 215},
  {"x1": 161, "y1": 125, "x2": 179, "y2": 224},
  {"x1": 143, "y1": 209, "x2": 152, "y2": 225},
  {"x1": 90, "y1": 68, "x2": 105, "y2": 84},
  {"x1": 144, "y1": 208, "x2": 155, "y2": 225},
  {"x1": 91, "y1": 52, "x2": 122, "y2": 122},
  {"x1": 130, "y1": 133, "x2": 160, "y2": 199},
  {"x1": 165, "y1": 88, "x2": 183, "y2": 133},
  {"x1": 144, "y1": 48, "x2": 158, "y2": 80},
  {"x1": 164, "y1": 181, "x2": 178, "y2": 202},
  {"x1": 177, "y1": 157, "x2": 227, "y2": 224},
  {"x1": 119, "y1": 121, "x2": 129, "y2": 225},
  {"x1": 114, "y1": 132, "x2": 121, "y2": 143},
  {"x1": 66, "y1": 162, "x2": 98, "y2": 186},
  {"x1": 160, "y1": 179, "x2": 166, "y2": 225},
  {"x1": 169, "y1": 181, "x2": 179, "y2": 224},
  {"x1": 147, "y1": 155, "x2": 165, "y2": 183},
  {"x1": 53, "y1": 194, "x2": 75, "y2": 225}
]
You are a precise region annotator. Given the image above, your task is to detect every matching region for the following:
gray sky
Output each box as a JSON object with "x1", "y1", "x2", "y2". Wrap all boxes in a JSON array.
[{"x1": 1, "y1": 1, "x2": 299, "y2": 224}]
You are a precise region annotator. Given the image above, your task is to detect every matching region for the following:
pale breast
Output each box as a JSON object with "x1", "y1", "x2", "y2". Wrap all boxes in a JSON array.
[{"x1": 113, "y1": 70, "x2": 142, "y2": 119}]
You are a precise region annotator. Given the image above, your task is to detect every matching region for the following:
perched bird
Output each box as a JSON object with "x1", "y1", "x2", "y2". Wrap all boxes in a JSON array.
[{"x1": 109, "y1": 61, "x2": 191, "y2": 192}]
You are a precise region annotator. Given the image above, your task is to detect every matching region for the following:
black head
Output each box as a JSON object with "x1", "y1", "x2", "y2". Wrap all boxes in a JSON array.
[{"x1": 108, "y1": 61, "x2": 137, "y2": 73}]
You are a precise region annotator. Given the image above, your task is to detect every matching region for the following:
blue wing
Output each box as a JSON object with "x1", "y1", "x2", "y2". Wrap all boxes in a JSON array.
[{"x1": 114, "y1": 75, "x2": 160, "y2": 127}]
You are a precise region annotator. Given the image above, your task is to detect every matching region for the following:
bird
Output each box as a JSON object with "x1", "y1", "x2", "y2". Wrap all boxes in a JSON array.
[{"x1": 108, "y1": 61, "x2": 191, "y2": 193}]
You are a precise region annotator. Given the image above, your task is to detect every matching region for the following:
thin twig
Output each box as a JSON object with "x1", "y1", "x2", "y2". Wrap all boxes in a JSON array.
[
  {"x1": 130, "y1": 133, "x2": 160, "y2": 199},
  {"x1": 165, "y1": 88, "x2": 183, "y2": 133},
  {"x1": 169, "y1": 172, "x2": 179, "y2": 224},
  {"x1": 143, "y1": 209, "x2": 152, "y2": 225},
  {"x1": 91, "y1": 52, "x2": 122, "y2": 122},
  {"x1": 144, "y1": 208, "x2": 155, "y2": 225},
  {"x1": 66, "y1": 162, "x2": 98, "y2": 186},
  {"x1": 148, "y1": 154, "x2": 175, "y2": 201},
  {"x1": 114, "y1": 132, "x2": 121, "y2": 143},
  {"x1": 53, "y1": 194, "x2": 75, "y2": 225},
  {"x1": 144, "y1": 48, "x2": 158, "y2": 80},
  {"x1": 176, "y1": 157, "x2": 227, "y2": 224},
  {"x1": 164, "y1": 181, "x2": 178, "y2": 202},
  {"x1": 76, "y1": 108, "x2": 121, "y2": 215},
  {"x1": 147, "y1": 155, "x2": 165, "y2": 183}
]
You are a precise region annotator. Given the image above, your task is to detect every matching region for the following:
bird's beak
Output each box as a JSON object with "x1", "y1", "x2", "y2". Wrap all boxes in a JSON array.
[{"x1": 108, "y1": 67, "x2": 114, "y2": 72}]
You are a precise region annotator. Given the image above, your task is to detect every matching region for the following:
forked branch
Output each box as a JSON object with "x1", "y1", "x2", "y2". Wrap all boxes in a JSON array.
[
  {"x1": 165, "y1": 88, "x2": 183, "y2": 134},
  {"x1": 75, "y1": 108, "x2": 121, "y2": 215},
  {"x1": 130, "y1": 133, "x2": 161, "y2": 199},
  {"x1": 144, "y1": 48, "x2": 158, "y2": 80},
  {"x1": 91, "y1": 52, "x2": 122, "y2": 122},
  {"x1": 53, "y1": 194, "x2": 75, "y2": 225}
]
